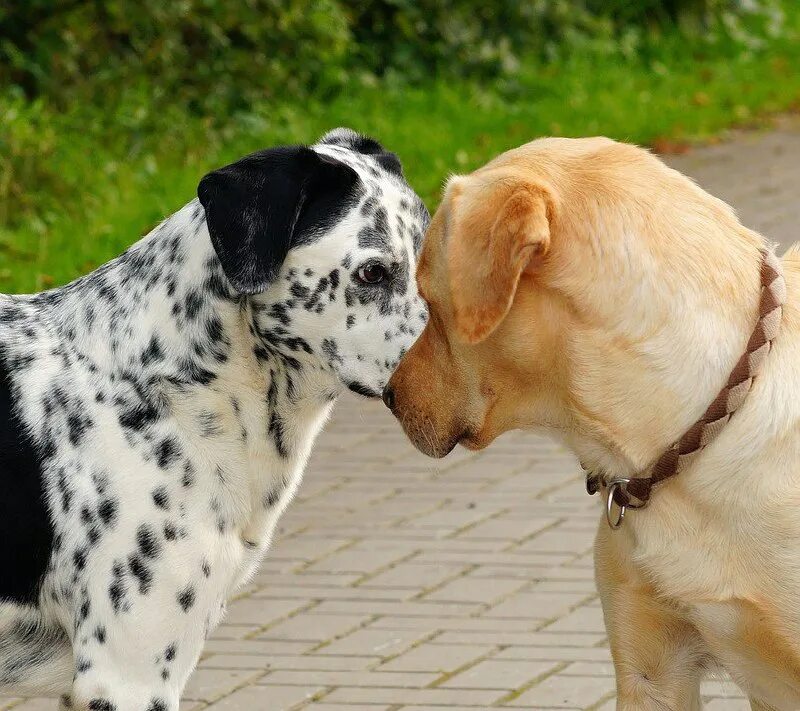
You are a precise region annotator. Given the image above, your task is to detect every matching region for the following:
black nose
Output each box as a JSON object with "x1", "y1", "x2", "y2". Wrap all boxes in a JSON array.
[{"x1": 382, "y1": 386, "x2": 395, "y2": 411}]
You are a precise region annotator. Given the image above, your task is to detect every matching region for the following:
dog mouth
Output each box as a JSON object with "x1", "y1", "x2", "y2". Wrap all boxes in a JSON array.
[
  {"x1": 457, "y1": 431, "x2": 482, "y2": 451},
  {"x1": 346, "y1": 381, "x2": 382, "y2": 399},
  {"x1": 403, "y1": 421, "x2": 467, "y2": 459}
]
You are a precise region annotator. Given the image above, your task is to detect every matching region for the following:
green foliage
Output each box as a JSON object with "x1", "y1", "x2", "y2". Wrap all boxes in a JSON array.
[
  {"x1": 0, "y1": 0, "x2": 351, "y2": 110},
  {"x1": 0, "y1": 1, "x2": 799, "y2": 292},
  {"x1": 0, "y1": 0, "x2": 787, "y2": 111}
]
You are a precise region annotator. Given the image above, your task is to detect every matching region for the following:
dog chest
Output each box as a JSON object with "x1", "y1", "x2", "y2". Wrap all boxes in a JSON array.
[
  {"x1": 628, "y1": 503, "x2": 800, "y2": 705},
  {"x1": 689, "y1": 599, "x2": 800, "y2": 706}
]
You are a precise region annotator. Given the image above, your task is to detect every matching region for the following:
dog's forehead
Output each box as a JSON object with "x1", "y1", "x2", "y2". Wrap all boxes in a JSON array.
[{"x1": 313, "y1": 143, "x2": 429, "y2": 253}]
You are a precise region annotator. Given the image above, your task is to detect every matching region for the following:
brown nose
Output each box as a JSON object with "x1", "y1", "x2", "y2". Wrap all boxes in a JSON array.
[{"x1": 382, "y1": 385, "x2": 396, "y2": 411}]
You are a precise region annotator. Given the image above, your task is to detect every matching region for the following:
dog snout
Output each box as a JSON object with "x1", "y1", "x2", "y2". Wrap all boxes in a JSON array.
[{"x1": 382, "y1": 385, "x2": 396, "y2": 411}]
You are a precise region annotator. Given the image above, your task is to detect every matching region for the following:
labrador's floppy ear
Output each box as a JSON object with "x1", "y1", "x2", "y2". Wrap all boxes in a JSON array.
[
  {"x1": 448, "y1": 179, "x2": 552, "y2": 344},
  {"x1": 198, "y1": 146, "x2": 359, "y2": 294}
]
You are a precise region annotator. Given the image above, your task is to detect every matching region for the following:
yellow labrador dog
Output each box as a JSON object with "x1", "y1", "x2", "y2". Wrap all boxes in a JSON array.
[{"x1": 384, "y1": 136, "x2": 800, "y2": 710}]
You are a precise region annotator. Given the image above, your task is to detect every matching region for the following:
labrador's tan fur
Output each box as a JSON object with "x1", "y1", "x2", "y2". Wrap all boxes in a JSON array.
[{"x1": 388, "y1": 136, "x2": 800, "y2": 710}]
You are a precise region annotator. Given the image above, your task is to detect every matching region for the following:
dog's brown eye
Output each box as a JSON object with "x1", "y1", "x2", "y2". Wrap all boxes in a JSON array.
[{"x1": 357, "y1": 263, "x2": 387, "y2": 284}]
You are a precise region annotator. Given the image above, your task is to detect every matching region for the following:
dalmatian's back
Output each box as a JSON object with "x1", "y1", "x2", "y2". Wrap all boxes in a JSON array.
[{"x1": 0, "y1": 128, "x2": 429, "y2": 711}]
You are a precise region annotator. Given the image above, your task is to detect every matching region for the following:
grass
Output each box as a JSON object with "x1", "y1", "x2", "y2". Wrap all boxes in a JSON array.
[{"x1": 3, "y1": 31, "x2": 800, "y2": 293}]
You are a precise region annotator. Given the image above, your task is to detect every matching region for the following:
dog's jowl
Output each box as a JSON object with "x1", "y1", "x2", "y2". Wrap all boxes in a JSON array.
[{"x1": 0, "y1": 128, "x2": 429, "y2": 711}]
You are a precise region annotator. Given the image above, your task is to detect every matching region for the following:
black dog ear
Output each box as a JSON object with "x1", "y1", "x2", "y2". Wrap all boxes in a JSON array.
[
  {"x1": 318, "y1": 127, "x2": 404, "y2": 178},
  {"x1": 198, "y1": 146, "x2": 359, "y2": 294}
]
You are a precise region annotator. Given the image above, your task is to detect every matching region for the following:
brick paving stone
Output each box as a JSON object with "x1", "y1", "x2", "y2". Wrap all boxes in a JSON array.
[
  {"x1": 439, "y1": 659, "x2": 561, "y2": 690},
  {"x1": 182, "y1": 668, "x2": 265, "y2": 703},
  {"x1": 704, "y1": 700, "x2": 751, "y2": 711},
  {"x1": 207, "y1": 653, "x2": 380, "y2": 672},
  {"x1": 379, "y1": 643, "x2": 495, "y2": 674},
  {"x1": 358, "y1": 562, "x2": 468, "y2": 590},
  {"x1": 484, "y1": 592, "x2": 590, "y2": 620},
  {"x1": 263, "y1": 670, "x2": 439, "y2": 688},
  {"x1": 0, "y1": 701, "x2": 51, "y2": 711},
  {"x1": 314, "y1": 628, "x2": 433, "y2": 658},
  {"x1": 400, "y1": 708, "x2": 541, "y2": 711},
  {"x1": 506, "y1": 673, "x2": 616, "y2": 708},
  {"x1": 311, "y1": 600, "x2": 484, "y2": 618},
  {"x1": 223, "y1": 597, "x2": 312, "y2": 626},
  {"x1": 367, "y1": 616, "x2": 539, "y2": 633},
  {"x1": 422, "y1": 575, "x2": 527, "y2": 605},
  {"x1": 492, "y1": 646, "x2": 612, "y2": 664},
  {"x1": 256, "y1": 612, "x2": 371, "y2": 643},
  {"x1": 204, "y1": 683, "x2": 324, "y2": 709},
  {"x1": 13, "y1": 123, "x2": 797, "y2": 710},
  {"x1": 322, "y1": 686, "x2": 504, "y2": 706},
  {"x1": 541, "y1": 605, "x2": 608, "y2": 635}
]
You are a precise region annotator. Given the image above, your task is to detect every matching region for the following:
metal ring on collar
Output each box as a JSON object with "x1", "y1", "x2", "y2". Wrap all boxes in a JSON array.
[{"x1": 606, "y1": 478, "x2": 630, "y2": 530}]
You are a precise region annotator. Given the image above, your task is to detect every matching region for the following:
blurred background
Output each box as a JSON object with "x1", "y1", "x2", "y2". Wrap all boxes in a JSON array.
[{"x1": 1, "y1": 0, "x2": 799, "y2": 292}]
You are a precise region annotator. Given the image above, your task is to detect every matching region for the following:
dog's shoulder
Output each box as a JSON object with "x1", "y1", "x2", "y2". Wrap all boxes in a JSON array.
[{"x1": 0, "y1": 299, "x2": 54, "y2": 604}]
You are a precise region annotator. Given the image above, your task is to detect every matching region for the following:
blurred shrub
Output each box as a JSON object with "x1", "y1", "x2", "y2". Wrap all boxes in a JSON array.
[
  {"x1": 0, "y1": 0, "x2": 351, "y2": 111},
  {"x1": 0, "y1": 0, "x2": 791, "y2": 230},
  {"x1": 0, "y1": 88, "x2": 58, "y2": 228},
  {"x1": 0, "y1": 0, "x2": 787, "y2": 112},
  {"x1": 346, "y1": 0, "x2": 785, "y2": 78}
]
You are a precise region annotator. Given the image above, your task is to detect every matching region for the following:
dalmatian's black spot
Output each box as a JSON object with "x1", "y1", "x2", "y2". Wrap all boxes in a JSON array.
[
  {"x1": 357, "y1": 224, "x2": 390, "y2": 252},
  {"x1": 177, "y1": 586, "x2": 195, "y2": 612},
  {"x1": 78, "y1": 596, "x2": 91, "y2": 624},
  {"x1": 184, "y1": 291, "x2": 203, "y2": 321},
  {"x1": 97, "y1": 499, "x2": 118, "y2": 527},
  {"x1": 290, "y1": 282, "x2": 310, "y2": 299},
  {"x1": 108, "y1": 562, "x2": 129, "y2": 614},
  {"x1": 263, "y1": 486, "x2": 282, "y2": 508},
  {"x1": 118, "y1": 400, "x2": 162, "y2": 432},
  {"x1": 321, "y1": 338, "x2": 342, "y2": 364},
  {"x1": 328, "y1": 269, "x2": 340, "y2": 291},
  {"x1": 73, "y1": 548, "x2": 87, "y2": 572},
  {"x1": 268, "y1": 412, "x2": 288, "y2": 459},
  {"x1": 151, "y1": 486, "x2": 170, "y2": 510},
  {"x1": 141, "y1": 336, "x2": 165, "y2": 366},
  {"x1": 67, "y1": 409, "x2": 93, "y2": 446},
  {"x1": 88, "y1": 700, "x2": 116, "y2": 711},
  {"x1": 155, "y1": 438, "x2": 181, "y2": 469},
  {"x1": 128, "y1": 554, "x2": 153, "y2": 594},
  {"x1": 135, "y1": 525, "x2": 160, "y2": 559}
]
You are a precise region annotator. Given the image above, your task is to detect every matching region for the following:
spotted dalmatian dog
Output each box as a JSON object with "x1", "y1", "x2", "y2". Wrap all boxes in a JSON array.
[{"x1": 0, "y1": 128, "x2": 429, "y2": 711}]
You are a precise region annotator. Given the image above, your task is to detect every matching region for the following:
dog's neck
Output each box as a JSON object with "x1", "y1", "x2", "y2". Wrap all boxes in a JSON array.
[
  {"x1": 35, "y1": 200, "x2": 342, "y2": 418},
  {"x1": 563, "y1": 228, "x2": 772, "y2": 482}
]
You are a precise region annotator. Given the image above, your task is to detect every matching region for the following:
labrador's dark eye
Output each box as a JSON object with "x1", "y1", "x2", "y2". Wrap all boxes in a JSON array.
[{"x1": 357, "y1": 262, "x2": 387, "y2": 285}]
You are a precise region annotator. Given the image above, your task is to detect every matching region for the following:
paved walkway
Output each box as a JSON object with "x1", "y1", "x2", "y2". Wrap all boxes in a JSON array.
[{"x1": 3, "y1": 118, "x2": 799, "y2": 711}]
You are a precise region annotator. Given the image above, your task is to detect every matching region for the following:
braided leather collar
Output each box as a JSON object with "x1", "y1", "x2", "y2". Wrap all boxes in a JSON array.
[{"x1": 586, "y1": 247, "x2": 786, "y2": 527}]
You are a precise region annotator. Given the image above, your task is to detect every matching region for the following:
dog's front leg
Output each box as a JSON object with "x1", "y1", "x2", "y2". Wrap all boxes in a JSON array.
[
  {"x1": 595, "y1": 521, "x2": 706, "y2": 711},
  {"x1": 61, "y1": 538, "x2": 230, "y2": 711}
]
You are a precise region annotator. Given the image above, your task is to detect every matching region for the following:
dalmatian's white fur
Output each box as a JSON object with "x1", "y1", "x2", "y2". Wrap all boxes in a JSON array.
[{"x1": 0, "y1": 128, "x2": 429, "y2": 710}]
